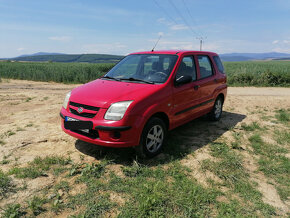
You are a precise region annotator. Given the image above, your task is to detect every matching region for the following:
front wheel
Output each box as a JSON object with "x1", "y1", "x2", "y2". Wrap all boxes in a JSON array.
[
  {"x1": 208, "y1": 97, "x2": 223, "y2": 121},
  {"x1": 135, "y1": 117, "x2": 167, "y2": 158}
]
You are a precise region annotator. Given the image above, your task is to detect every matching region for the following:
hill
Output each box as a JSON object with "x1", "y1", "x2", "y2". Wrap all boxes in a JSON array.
[
  {"x1": 8, "y1": 53, "x2": 124, "y2": 63},
  {"x1": 220, "y1": 52, "x2": 290, "y2": 61},
  {"x1": 2, "y1": 51, "x2": 290, "y2": 63}
]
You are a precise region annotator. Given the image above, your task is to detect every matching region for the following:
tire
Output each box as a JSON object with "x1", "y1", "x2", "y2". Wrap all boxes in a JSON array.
[
  {"x1": 135, "y1": 117, "x2": 167, "y2": 158},
  {"x1": 208, "y1": 96, "x2": 223, "y2": 121}
]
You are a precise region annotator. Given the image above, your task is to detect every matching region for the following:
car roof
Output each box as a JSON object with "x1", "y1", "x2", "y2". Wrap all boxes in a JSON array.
[{"x1": 129, "y1": 50, "x2": 218, "y2": 56}]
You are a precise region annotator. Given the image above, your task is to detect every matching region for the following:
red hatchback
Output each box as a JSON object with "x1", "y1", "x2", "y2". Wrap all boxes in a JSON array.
[{"x1": 60, "y1": 50, "x2": 227, "y2": 157}]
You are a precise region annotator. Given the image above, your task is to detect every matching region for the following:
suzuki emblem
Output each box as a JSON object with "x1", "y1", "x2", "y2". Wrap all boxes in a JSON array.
[{"x1": 77, "y1": 107, "x2": 84, "y2": 113}]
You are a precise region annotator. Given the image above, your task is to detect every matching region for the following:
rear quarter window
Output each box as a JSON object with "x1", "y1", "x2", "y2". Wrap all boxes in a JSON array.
[{"x1": 213, "y1": 56, "x2": 225, "y2": 74}]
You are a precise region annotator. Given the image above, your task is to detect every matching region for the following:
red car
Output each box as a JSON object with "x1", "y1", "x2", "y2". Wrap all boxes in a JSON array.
[{"x1": 60, "y1": 50, "x2": 227, "y2": 157}]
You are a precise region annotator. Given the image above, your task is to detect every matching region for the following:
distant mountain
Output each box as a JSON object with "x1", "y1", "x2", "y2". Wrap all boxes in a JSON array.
[
  {"x1": 220, "y1": 52, "x2": 290, "y2": 61},
  {"x1": 2, "y1": 52, "x2": 290, "y2": 63},
  {"x1": 7, "y1": 53, "x2": 124, "y2": 63},
  {"x1": 16, "y1": 52, "x2": 65, "y2": 58}
]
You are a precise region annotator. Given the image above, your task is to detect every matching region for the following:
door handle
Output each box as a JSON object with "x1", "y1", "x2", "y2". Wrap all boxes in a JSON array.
[{"x1": 194, "y1": 85, "x2": 200, "y2": 90}]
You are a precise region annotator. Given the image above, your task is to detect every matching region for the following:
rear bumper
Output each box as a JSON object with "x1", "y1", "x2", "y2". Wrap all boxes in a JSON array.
[{"x1": 60, "y1": 108, "x2": 143, "y2": 148}]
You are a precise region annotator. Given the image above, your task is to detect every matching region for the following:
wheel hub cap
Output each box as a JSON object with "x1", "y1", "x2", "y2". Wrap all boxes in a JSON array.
[{"x1": 146, "y1": 125, "x2": 164, "y2": 153}]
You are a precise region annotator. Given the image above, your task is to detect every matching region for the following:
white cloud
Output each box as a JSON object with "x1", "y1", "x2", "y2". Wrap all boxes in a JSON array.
[
  {"x1": 17, "y1": 47, "x2": 25, "y2": 51},
  {"x1": 283, "y1": 40, "x2": 290, "y2": 44},
  {"x1": 48, "y1": 36, "x2": 71, "y2": 42},
  {"x1": 158, "y1": 32, "x2": 164, "y2": 36},
  {"x1": 82, "y1": 42, "x2": 127, "y2": 54},
  {"x1": 272, "y1": 47, "x2": 290, "y2": 53},
  {"x1": 170, "y1": 24, "x2": 189, "y2": 31},
  {"x1": 272, "y1": 40, "x2": 279, "y2": 44},
  {"x1": 157, "y1": 18, "x2": 189, "y2": 31}
]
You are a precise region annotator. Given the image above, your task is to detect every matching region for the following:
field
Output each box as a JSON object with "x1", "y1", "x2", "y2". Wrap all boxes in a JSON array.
[
  {"x1": 0, "y1": 79, "x2": 289, "y2": 217},
  {"x1": 0, "y1": 60, "x2": 290, "y2": 86}
]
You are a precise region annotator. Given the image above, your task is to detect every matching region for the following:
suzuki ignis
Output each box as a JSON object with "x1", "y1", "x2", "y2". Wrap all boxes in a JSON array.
[{"x1": 60, "y1": 50, "x2": 227, "y2": 157}]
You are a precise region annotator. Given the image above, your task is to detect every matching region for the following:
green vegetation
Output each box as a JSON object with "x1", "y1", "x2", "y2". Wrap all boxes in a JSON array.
[
  {"x1": 1, "y1": 105, "x2": 289, "y2": 216},
  {"x1": 224, "y1": 61, "x2": 290, "y2": 87},
  {"x1": 248, "y1": 129, "x2": 289, "y2": 201},
  {"x1": 9, "y1": 156, "x2": 71, "y2": 179},
  {"x1": 0, "y1": 62, "x2": 114, "y2": 83},
  {"x1": 0, "y1": 169, "x2": 14, "y2": 197},
  {"x1": 275, "y1": 109, "x2": 290, "y2": 123},
  {"x1": 241, "y1": 121, "x2": 262, "y2": 131},
  {"x1": 202, "y1": 142, "x2": 276, "y2": 216},
  {"x1": 2, "y1": 204, "x2": 25, "y2": 218},
  {"x1": 1, "y1": 60, "x2": 290, "y2": 86},
  {"x1": 27, "y1": 196, "x2": 47, "y2": 216},
  {"x1": 11, "y1": 54, "x2": 123, "y2": 63}
]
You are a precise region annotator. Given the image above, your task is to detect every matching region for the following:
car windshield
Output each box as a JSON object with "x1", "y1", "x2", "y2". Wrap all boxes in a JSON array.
[{"x1": 103, "y1": 54, "x2": 178, "y2": 84}]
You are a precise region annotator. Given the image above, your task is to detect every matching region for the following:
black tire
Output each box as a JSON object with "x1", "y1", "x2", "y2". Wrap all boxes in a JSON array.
[
  {"x1": 208, "y1": 96, "x2": 223, "y2": 121},
  {"x1": 135, "y1": 117, "x2": 167, "y2": 158}
]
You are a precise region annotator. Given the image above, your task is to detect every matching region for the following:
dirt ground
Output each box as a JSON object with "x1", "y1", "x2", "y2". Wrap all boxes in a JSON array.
[{"x1": 0, "y1": 79, "x2": 289, "y2": 216}]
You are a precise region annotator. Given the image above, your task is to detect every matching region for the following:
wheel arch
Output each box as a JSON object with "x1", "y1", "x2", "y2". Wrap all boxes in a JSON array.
[
  {"x1": 217, "y1": 93, "x2": 225, "y2": 103},
  {"x1": 149, "y1": 112, "x2": 170, "y2": 130}
]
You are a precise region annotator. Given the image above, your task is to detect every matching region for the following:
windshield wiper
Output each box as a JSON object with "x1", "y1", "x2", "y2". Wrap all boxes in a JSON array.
[
  {"x1": 120, "y1": 77, "x2": 154, "y2": 84},
  {"x1": 102, "y1": 76, "x2": 120, "y2": 81}
]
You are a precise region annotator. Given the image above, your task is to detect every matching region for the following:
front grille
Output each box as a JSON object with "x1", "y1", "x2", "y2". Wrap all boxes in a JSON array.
[
  {"x1": 69, "y1": 101, "x2": 100, "y2": 118},
  {"x1": 71, "y1": 129, "x2": 99, "y2": 139},
  {"x1": 70, "y1": 101, "x2": 99, "y2": 111},
  {"x1": 70, "y1": 108, "x2": 96, "y2": 118}
]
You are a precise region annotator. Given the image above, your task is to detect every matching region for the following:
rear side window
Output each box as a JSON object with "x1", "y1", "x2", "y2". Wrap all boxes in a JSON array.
[
  {"x1": 197, "y1": 55, "x2": 213, "y2": 79},
  {"x1": 213, "y1": 56, "x2": 225, "y2": 74}
]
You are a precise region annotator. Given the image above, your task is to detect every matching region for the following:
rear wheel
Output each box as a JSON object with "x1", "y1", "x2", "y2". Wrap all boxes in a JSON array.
[
  {"x1": 209, "y1": 96, "x2": 223, "y2": 121},
  {"x1": 135, "y1": 117, "x2": 167, "y2": 158}
]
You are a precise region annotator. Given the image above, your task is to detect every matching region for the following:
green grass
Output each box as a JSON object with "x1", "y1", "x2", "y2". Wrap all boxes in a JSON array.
[
  {"x1": 5, "y1": 130, "x2": 15, "y2": 137},
  {"x1": 275, "y1": 109, "x2": 290, "y2": 123},
  {"x1": 25, "y1": 97, "x2": 33, "y2": 102},
  {"x1": 9, "y1": 156, "x2": 71, "y2": 179},
  {"x1": 0, "y1": 169, "x2": 14, "y2": 197},
  {"x1": 1, "y1": 60, "x2": 290, "y2": 86},
  {"x1": 27, "y1": 196, "x2": 47, "y2": 216},
  {"x1": 241, "y1": 121, "x2": 262, "y2": 131},
  {"x1": 224, "y1": 61, "x2": 290, "y2": 87},
  {"x1": 1, "y1": 204, "x2": 25, "y2": 218},
  {"x1": 0, "y1": 62, "x2": 114, "y2": 84},
  {"x1": 274, "y1": 129, "x2": 290, "y2": 145},
  {"x1": 202, "y1": 142, "x2": 276, "y2": 216},
  {"x1": 0, "y1": 139, "x2": 6, "y2": 145},
  {"x1": 108, "y1": 163, "x2": 219, "y2": 217},
  {"x1": 248, "y1": 133, "x2": 289, "y2": 201}
]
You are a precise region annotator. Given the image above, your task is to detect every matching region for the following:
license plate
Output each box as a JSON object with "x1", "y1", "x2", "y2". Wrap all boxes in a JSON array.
[
  {"x1": 64, "y1": 116, "x2": 93, "y2": 131},
  {"x1": 65, "y1": 116, "x2": 79, "y2": 122}
]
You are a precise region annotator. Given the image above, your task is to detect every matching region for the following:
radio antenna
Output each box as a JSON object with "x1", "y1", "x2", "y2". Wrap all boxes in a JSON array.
[{"x1": 151, "y1": 35, "x2": 162, "y2": 52}]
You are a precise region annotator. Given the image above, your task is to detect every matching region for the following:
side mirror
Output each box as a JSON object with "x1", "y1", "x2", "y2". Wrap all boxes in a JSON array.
[{"x1": 175, "y1": 75, "x2": 192, "y2": 86}]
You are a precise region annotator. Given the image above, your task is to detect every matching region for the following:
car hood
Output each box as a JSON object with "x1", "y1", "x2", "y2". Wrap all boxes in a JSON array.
[{"x1": 70, "y1": 79, "x2": 161, "y2": 108}]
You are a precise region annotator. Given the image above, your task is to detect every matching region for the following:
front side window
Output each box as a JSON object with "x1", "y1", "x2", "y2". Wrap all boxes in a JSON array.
[
  {"x1": 197, "y1": 55, "x2": 214, "y2": 79},
  {"x1": 104, "y1": 54, "x2": 178, "y2": 84},
  {"x1": 175, "y1": 56, "x2": 197, "y2": 81}
]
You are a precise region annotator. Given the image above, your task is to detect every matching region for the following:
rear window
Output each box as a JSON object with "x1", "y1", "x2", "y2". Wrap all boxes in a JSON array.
[{"x1": 213, "y1": 56, "x2": 225, "y2": 74}]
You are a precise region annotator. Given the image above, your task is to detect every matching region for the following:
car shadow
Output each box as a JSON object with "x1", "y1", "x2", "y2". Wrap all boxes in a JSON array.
[{"x1": 75, "y1": 111, "x2": 246, "y2": 166}]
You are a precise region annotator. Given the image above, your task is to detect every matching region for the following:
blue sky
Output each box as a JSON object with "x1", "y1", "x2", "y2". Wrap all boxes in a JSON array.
[{"x1": 0, "y1": 0, "x2": 290, "y2": 57}]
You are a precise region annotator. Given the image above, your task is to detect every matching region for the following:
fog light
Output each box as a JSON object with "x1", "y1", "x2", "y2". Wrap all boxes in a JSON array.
[{"x1": 111, "y1": 131, "x2": 121, "y2": 139}]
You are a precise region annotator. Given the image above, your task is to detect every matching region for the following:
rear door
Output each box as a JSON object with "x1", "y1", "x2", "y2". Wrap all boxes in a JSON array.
[{"x1": 194, "y1": 55, "x2": 218, "y2": 110}]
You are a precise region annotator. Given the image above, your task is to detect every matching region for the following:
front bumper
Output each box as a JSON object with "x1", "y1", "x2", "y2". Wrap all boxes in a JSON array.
[{"x1": 60, "y1": 108, "x2": 143, "y2": 147}]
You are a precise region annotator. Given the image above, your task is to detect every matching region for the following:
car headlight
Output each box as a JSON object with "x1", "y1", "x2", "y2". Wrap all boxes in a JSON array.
[
  {"x1": 104, "y1": 101, "x2": 133, "y2": 121},
  {"x1": 63, "y1": 91, "x2": 71, "y2": 109}
]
